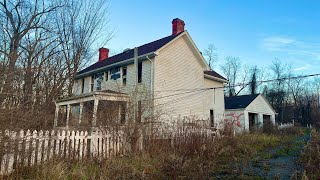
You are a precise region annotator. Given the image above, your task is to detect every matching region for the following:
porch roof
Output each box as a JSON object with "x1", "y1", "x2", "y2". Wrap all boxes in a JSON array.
[{"x1": 55, "y1": 90, "x2": 129, "y2": 106}]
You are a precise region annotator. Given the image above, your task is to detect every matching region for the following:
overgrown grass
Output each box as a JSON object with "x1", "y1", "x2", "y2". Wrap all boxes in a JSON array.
[
  {"x1": 300, "y1": 129, "x2": 320, "y2": 179},
  {"x1": 4, "y1": 127, "x2": 303, "y2": 179}
]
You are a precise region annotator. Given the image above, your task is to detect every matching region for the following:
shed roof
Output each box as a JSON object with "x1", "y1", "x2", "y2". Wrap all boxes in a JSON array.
[{"x1": 224, "y1": 94, "x2": 259, "y2": 109}]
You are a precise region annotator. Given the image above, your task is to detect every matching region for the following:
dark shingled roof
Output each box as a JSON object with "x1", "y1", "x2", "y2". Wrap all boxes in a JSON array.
[
  {"x1": 204, "y1": 70, "x2": 227, "y2": 81},
  {"x1": 77, "y1": 32, "x2": 182, "y2": 75},
  {"x1": 225, "y1": 94, "x2": 259, "y2": 109}
]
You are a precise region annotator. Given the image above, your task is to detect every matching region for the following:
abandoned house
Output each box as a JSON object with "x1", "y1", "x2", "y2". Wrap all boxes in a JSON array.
[
  {"x1": 54, "y1": 18, "x2": 228, "y2": 129},
  {"x1": 224, "y1": 94, "x2": 276, "y2": 133}
]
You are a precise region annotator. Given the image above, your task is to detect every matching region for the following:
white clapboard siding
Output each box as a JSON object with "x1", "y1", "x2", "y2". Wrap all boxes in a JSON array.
[{"x1": 0, "y1": 128, "x2": 125, "y2": 175}]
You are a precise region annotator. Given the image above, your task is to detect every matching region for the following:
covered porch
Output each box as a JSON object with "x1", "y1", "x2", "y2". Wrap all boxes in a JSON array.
[{"x1": 54, "y1": 90, "x2": 130, "y2": 129}]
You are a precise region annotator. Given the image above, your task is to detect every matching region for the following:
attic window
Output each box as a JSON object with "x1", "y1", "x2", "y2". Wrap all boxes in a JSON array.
[{"x1": 138, "y1": 62, "x2": 142, "y2": 83}]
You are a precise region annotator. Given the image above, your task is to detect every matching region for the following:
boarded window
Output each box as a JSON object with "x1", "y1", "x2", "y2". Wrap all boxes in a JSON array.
[{"x1": 138, "y1": 62, "x2": 142, "y2": 83}]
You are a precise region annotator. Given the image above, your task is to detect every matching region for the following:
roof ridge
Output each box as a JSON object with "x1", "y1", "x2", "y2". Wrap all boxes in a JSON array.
[{"x1": 107, "y1": 33, "x2": 181, "y2": 60}]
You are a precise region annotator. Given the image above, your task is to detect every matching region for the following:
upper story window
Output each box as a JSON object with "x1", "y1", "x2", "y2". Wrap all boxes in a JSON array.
[
  {"x1": 95, "y1": 73, "x2": 104, "y2": 91},
  {"x1": 105, "y1": 71, "x2": 108, "y2": 81},
  {"x1": 122, "y1": 66, "x2": 127, "y2": 86},
  {"x1": 110, "y1": 67, "x2": 120, "y2": 80},
  {"x1": 81, "y1": 78, "x2": 85, "y2": 94},
  {"x1": 90, "y1": 76, "x2": 94, "y2": 92},
  {"x1": 138, "y1": 62, "x2": 142, "y2": 83}
]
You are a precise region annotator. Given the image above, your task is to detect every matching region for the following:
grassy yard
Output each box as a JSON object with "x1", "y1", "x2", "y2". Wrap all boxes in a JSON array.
[{"x1": 4, "y1": 127, "x2": 315, "y2": 180}]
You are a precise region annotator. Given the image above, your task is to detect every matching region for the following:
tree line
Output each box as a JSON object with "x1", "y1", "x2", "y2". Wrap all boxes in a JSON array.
[
  {"x1": 0, "y1": 0, "x2": 112, "y2": 129},
  {"x1": 204, "y1": 44, "x2": 320, "y2": 127}
]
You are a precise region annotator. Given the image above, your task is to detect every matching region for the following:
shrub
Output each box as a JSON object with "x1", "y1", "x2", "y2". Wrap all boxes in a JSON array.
[{"x1": 300, "y1": 130, "x2": 320, "y2": 179}]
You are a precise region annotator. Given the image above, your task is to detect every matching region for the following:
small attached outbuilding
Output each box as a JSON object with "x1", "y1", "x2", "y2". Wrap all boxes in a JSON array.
[{"x1": 224, "y1": 94, "x2": 276, "y2": 133}]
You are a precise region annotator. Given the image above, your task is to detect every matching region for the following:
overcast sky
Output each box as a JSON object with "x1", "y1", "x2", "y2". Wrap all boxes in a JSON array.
[{"x1": 104, "y1": 0, "x2": 320, "y2": 75}]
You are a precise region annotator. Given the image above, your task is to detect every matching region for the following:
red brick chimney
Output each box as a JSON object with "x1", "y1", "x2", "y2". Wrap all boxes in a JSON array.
[
  {"x1": 172, "y1": 18, "x2": 185, "y2": 35},
  {"x1": 98, "y1": 48, "x2": 109, "y2": 62}
]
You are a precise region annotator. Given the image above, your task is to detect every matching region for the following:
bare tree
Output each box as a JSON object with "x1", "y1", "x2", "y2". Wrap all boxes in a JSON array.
[
  {"x1": 220, "y1": 56, "x2": 248, "y2": 96},
  {"x1": 0, "y1": 0, "x2": 62, "y2": 105},
  {"x1": 55, "y1": 0, "x2": 113, "y2": 96},
  {"x1": 203, "y1": 44, "x2": 217, "y2": 69}
]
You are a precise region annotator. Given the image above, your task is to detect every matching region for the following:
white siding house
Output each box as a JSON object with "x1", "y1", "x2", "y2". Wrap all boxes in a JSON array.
[
  {"x1": 54, "y1": 18, "x2": 228, "y2": 129},
  {"x1": 224, "y1": 94, "x2": 276, "y2": 133}
]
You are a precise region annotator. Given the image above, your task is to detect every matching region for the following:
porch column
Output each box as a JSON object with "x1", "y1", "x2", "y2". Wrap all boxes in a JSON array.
[
  {"x1": 66, "y1": 104, "x2": 71, "y2": 128},
  {"x1": 54, "y1": 104, "x2": 60, "y2": 127},
  {"x1": 79, "y1": 102, "x2": 84, "y2": 125},
  {"x1": 92, "y1": 99, "x2": 99, "y2": 127}
]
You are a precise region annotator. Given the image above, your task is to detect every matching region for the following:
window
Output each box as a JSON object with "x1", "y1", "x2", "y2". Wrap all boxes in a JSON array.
[
  {"x1": 210, "y1": 109, "x2": 214, "y2": 127},
  {"x1": 110, "y1": 67, "x2": 120, "y2": 80},
  {"x1": 105, "y1": 71, "x2": 108, "y2": 81},
  {"x1": 138, "y1": 62, "x2": 142, "y2": 83},
  {"x1": 120, "y1": 104, "x2": 126, "y2": 124},
  {"x1": 122, "y1": 66, "x2": 127, "y2": 85},
  {"x1": 90, "y1": 76, "x2": 94, "y2": 92},
  {"x1": 95, "y1": 73, "x2": 103, "y2": 91},
  {"x1": 81, "y1": 79, "x2": 85, "y2": 94}
]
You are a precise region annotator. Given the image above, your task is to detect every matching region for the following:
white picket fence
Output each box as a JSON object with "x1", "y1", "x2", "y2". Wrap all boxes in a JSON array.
[
  {"x1": 0, "y1": 128, "x2": 126, "y2": 175},
  {"x1": 277, "y1": 120, "x2": 294, "y2": 129}
]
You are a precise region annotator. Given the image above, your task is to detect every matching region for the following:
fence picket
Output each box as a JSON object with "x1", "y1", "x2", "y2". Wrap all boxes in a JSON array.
[
  {"x1": 65, "y1": 131, "x2": 70, "y2": 157},
  {"x1": 70, "y1": 131, "x2": 75, "y2": 159},
  {"x1": 43, "y1": 130, "x2": 49, "y2": 162},
  {"x1": 24, "y1": 130, "x2": 31, "y2": 166},
  {"x1": 30, "y1": 130, "x2": 37, "y2": 165},
  {"x1": 49, "y1": 130, "x2": 55, "y2": 159},
  {"x1": 0, "y1": 128, "x2": 126, "y2": 175},
  {"x1": 37, "y1": 130, "x2": 44, "y2": 164},
  {"x1": 83, "y1": 131, "x2": 88, "y2": 158},
  {"x1": 79, "y1": 131, "x2": 84, "y2": 159},
  {"x1": 75, "y1": 131, "x2": 80, "y2": 159}
]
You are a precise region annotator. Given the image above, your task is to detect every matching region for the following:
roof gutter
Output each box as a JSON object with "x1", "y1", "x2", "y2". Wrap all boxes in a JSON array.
[
  {"x1": 204, "y1": 74, "x2": 229, "y2": 83},
  {"x1": 75, "y1": 52, "x2": 157, "y2": 79}
]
